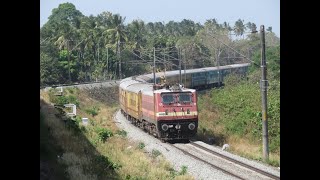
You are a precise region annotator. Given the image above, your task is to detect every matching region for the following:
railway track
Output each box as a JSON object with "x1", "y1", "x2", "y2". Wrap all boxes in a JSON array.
[
  {"x1": 189, "y1": 142, "x2": 280, "y2": 180},
  {"x1": 168, "y1": 141, "x2": 280, "y2": 180},
  {"x1": 171, "y1": 143, "x2": 245, "y2": 180},
  {"x1": 114, "y1": 110, "x2": 280, "y2": 180}
]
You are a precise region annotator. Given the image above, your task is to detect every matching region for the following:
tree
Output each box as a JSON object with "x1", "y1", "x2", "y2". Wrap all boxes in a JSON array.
[
  {"x1": 252, "y1": 45, "x2": 280, "y2": 79},
  {"x1": 40, "y1": 51, "x2": 60, "y2": 85},
  {"x1": 154, "y1": 22, "x2": 165, "y2": 35},
  {"x1": 251, "y1": 23, "x2": 257, "y2": 33},
  {"x1": 265, "y1": 31, "x2": 280, "y2": 47},
  {"x1": 180, "y1": 19, "x2": 197, "y2": 36},
  {"x1": 234, "y1": 19, "x2": 246, "y2": 38},
  {"x1": 47, "y1": 2, "x2": 83, "y2": 27},
  {"x1": 205, "y1": 18, "x2": 221, "y2": 30},
  {"x1": 54, "y1": 22, "x2": 79, "y2": 83},
  {"x1": 127, "y1": 19, "x2": 147, "y2": 50},
  {"x1": 176, "y1": 37, "x2": 202, "y2": 68},
  {"x1": 246, "y1": 22, "x2": 252, "y2": 31},
  {"x1": 197, "y1": 21, "x2": 232, "y2": 67},
  {"x1": 105, "y1": 14, "x2": 128, "y2": 79},
  {"x1": 165, "y1": 21, "x2": 181, "y2": 37},
  {"x1": 267, "y1": 26, "x2": 272, "y2": 32}
]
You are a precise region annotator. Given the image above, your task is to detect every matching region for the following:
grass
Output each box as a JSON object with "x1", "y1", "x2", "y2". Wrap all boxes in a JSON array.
[
  {"x1": 197, "y1": 73, "x2": 280, "y2": 166},
  {"x1": 40, "y1": 87, "x2": 194, "y2": 180}
]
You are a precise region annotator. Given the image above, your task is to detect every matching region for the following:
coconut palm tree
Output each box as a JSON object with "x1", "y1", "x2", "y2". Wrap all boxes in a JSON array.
[
  {"x1": 54, "y1": 22, "x2": 78, "y2": 83},
  {"x1": 104, "y1": 14, "x2": 128, "y2": 79},
  {"x1": 234, "y1": 19, "x2": 246, "y2": 38}
]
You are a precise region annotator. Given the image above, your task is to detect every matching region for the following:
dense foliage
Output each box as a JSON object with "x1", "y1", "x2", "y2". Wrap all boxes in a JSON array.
[{"x1": 40, "y1": 2, "x2": 280, "y2": 86}]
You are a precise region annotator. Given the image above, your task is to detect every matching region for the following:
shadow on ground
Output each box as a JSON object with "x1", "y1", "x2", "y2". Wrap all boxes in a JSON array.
[
  {"x1": 195, "y1": 130, "x2": 227, "y2": 147},
  {"x1": 40, "y1": 99, "x2": 120, "y2": 180}
]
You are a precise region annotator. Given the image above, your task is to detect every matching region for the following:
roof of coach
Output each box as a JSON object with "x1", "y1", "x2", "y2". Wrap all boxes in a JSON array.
[
  {"x1": 124, "y1": 63, "x2": 251, "y2": 86},
  {"x1": 126, "y1": 82, "x2": 153, "y2": 93},
  {"x1": 164, "y1": 70, "x2": 180, "y2": 77},
  {"x1": 119, "y1": 78, "x2": 140, "y2": 89},
  {"x1": 136, "y1": 74, "x2": 153, "y2": 83},
  {"x1": 154, "y1": 87, "x2": 196, "y2": 94}
]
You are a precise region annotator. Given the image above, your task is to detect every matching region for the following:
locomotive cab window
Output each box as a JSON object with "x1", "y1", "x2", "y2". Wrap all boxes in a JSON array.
[
  {"x1": 162, "y1": 94, "x2": 174, "y2": 104},
  {"x1": 179, "y1": 93, "x2": 192, "y2": 103}
]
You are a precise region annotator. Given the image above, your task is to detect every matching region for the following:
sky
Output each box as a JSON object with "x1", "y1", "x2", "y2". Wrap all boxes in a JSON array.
[{"x1": 40, "y1": 0, "x2": 280, "y2": 37}]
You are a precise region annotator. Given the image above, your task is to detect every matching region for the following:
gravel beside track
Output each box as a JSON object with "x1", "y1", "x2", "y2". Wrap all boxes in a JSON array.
[{"x1": 114, "y1": 110, "x2": 280, "y2": 180}]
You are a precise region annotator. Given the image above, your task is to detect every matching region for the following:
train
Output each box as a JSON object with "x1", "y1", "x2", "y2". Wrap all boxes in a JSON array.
[
  {"x1": 139, "y1": 63, "x2": 250, "y2": 89},
  {"x1": 119, "y1": 63, "x2": 250, "y2": 141}
]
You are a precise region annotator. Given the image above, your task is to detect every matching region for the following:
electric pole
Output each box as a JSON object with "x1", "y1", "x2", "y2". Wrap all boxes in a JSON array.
[
  {"x1": 179, "y1": 48, "x2": 182, "y2": 84},
  {"x1": 153, "y1": 47, "x2": 156, "y2": 85},
  {"x1": 184, "y1": 50, "x2": 186, "y2": 86},
  {"x1": 260, "y1": 25, "x2": 269, "y2": 161},
  {"x1": 118, "y1": 41, "x2": 121, "y2": 80}
]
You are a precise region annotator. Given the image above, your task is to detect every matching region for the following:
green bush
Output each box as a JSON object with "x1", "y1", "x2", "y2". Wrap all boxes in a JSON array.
[
  {"x1": 95, "y1": 127, "x2": 113, "y2": 142},
  {"x1": 137, "y1": 142, "x2": 145, "y2": 149},
  {"x1": 86, "y1": 106, "x2": 100, "y2": 117},
  {"x1": 151, "y1": 149, "x2": 161, "y2": 158},
  {"x1": 74, "y1": 116, "x2": 82, "y2": 124},
  {"x1": 48, "y1": 90, "x2": 79, "y2": 107},
  {"x1": 66, "y1": 87, "x2": 74, "y2": 94},
  {"x1": 116, "y1": 130, "x2": 127, "y2": 137},
  {"x1": 179, "y1": 165, "x2": 188, "y2": 175},
  {"x1": 54, "y1": 96, "x2": 69, "y2": 106},
  {"x1": 67, "y1": 95, "x2": 79, "y2": 107},
  {"x1": 198, "y1": 76, "x2": 280, "y2": 153},
  {"x1": 90, "y1": 137, "x2": 99, "y2": 147}
]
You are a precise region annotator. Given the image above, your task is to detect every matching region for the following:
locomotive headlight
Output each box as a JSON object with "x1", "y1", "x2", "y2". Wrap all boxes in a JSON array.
[
  {"x1": 162, "y1": 124, "x2": 169, "y2": 131},
  {"x1": 175, "y1": 124, "x2": 181, "y2": 129},
  {"x1": 188, "y1": 123, "x2": 195, "y2": 130}
]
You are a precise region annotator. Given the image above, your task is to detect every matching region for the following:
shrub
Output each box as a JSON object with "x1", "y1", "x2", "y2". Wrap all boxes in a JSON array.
[
  {"x1": 67, "y1": 95, "x2": 79, "y2": 107},
  {"x1": 86, "y1": 106, "x2": 100, "y2": 117},
  {"x1": 137, "y1": 142, "x2": 145, "y2": 149},
  {"x1": 96, "y1": 127, "x2": 113, "y2": 142},
  {"x1": 179, "y1": 165, "x2": 188, "y2": 175},
  {"x1": 116, "y1": 130, "x2": 127, "y2": 137},
  {"x1": 67, "y1": 88, "x2": 74, "y2": 94},
  {"x1": 54, "y1": 96, "x2": 69, "y2": 106},
  {"x1": 151, "y1": 149, "x2": 161, "y2": 158}
]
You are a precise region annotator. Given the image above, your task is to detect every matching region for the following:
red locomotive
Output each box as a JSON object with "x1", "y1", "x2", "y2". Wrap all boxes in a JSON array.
[{"x1": 119, "y1": 77, "x2": 198, "y2": 141}]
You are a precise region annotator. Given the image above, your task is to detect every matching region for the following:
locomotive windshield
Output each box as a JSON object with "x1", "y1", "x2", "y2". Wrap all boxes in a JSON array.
[
  {"x1": 179, "y1": 93, "x2": 191, "y2": 103},
  {"x1": 162, "y1": 94, "x2": 174, "y2": 104}
]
